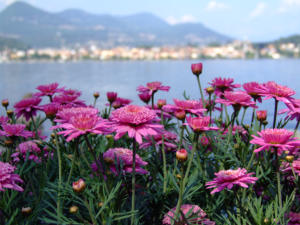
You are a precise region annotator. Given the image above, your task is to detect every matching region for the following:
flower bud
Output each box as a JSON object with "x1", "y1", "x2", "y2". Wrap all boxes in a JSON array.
[
  {"x1": 176, "y1": 149, "x2": 188, "y2": 162},
  {"x1": 69, "y1": 206, "x2": 79, "y2": 214},
  {"x1": 285, "y1": 155, "x2": 294, "y2": 162},
  {"x1": 107, "y1": 92, "x2": 117, "y2": 104},
  {"x1": 256, "y1": 110, "x2": 267, "y2": 122},
  {"x1": 157, "y1": 99, "x2": 166, "y2": 109},
  {"x1": 93, "y1": 92, "x2": 100, "y2": 99},
  {"x1": 176, "y1": 174, "x2": 182, "y2": 180},
  {"x1": 174, "y1": 110, "x2": 186, "y2": 121},
  {"x1": 4, "y1": 139, "x2": 13, "y2": 146},
  {"x1": 205, "y1": 87, "x2": 214, "y2": 95},
  {"x1": 138, "y1": 92, "x2": 151, "y2": 104},
  {"x1": 2, "y1": 99, "x2": 9, "y2": 108},
  {"x1": 6, "y1": 109, "x2": 14, "y2": 117},
  {"x1": 262, "y1": 120, "x2": 268, "y2": 126},
  {"x1": 72, "y1": 179, "x2": 86, "y2": 193},
  {"x1": 191, "y1": 63, "x2": 203, "y2": 76},
  {"x1": 98, "y1": 202, "x2": 104, "y2": 207},
  {"x1": 22, "y1": 207, "x2": 32, "y2": 215}
]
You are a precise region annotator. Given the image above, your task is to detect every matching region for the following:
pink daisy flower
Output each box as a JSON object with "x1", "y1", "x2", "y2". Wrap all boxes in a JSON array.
[
  {"x1": 279, "y1": 99, "x2": 300, "y2": 121},
  {"x1": 106, "y1": 92, "x2": 118, "y2": 104},
  {"x1": 163, "y1": 204, "x2": 215, "y2": 225},
  {"x1": 209, "y1": 77, "x2": 241, "y2": 97},
  {"x1": 250, "y1": 129, "x2": 300, "y2": 154},
  {"x1": 55, "y1": 106, "x2": 98, "y2": 123},
  {"x1": 11, "y1": 141, "x2": 44, "y2": 163},
  {"x1": 52, "y1": 89, "x2": 85, "y2": 107},
  {"x1": 243, "y1": 82, "x2": 265, "y2": 102},
  {"x1": 0, "y1": 161, "x2": 23, "y2": 192},
  {"x1": 52, "y1": 111, "x2": 111, "y2": 142},
  {"x1": 281, "y1": 160, "x2": 300, "y2": 177},
  {"x1": 287, "y1": 212, "x2": 300, "y2": 225},
  {"x1": 112, "y1": 97, "x2": 132, "y2": 109},
  {"x1": 222, "y1": 125, "x2": 248, "y2": 137},
  {"x1": 110, "y1": 105, "x2": 163, "y2": 144},
  {"x1": 0, "y1": 116, "x2": 9, "y2": 125},
  {"x1": 137, "y1": 81, "x2": 170, "y2": 96},
  {"x1": 0, "y1": 124, "x2": 32, "y2": 138},
  {"x1": 14, "y1": 97, "x2": 42, "y2": 121},
  {"x1": 138, "y1": 92, "x2": 151, "y2": 104},
  {"x1": 163, "y1": 99, "x2": 206, "y2": 115},
  {"x1": 260, "y1": 81, "x2": 295, "y2": 104},
  {"x1": 41, "y1": 103, "x2": 60, "y2": 119},
  {"x1": 185, "y1": 116, "x2": 218, "y2": 133},
  {"x1": 103, "y1": 148, "x2": 148, "y2": 175},
  {"x1": 205, "y1": 168, "x2": 258, "y2": 194},
  {"x1": 216, "y1": 91, "x2": 257, "y2": 110},
  {"x1": 34, "y1": 82, "x2": 64, "y2": 97},
  {"x1": 139, "y1": 131, "x2": 178, "y2": 151}
]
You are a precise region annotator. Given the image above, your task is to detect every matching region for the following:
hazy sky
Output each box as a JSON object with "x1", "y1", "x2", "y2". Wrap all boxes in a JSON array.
[{"x1": 0, "y1": 0, "x2": 299, "y2": 41}]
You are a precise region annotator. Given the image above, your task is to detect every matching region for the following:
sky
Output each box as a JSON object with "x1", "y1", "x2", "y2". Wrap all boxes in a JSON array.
[{"x1": 0, "y1": 0, "x2": 299, "y2": 42}]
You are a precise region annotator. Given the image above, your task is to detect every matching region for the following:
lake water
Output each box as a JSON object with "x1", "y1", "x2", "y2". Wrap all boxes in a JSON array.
[{"x1": 0, "y1": 59, "x2": 299, "y2": 129}]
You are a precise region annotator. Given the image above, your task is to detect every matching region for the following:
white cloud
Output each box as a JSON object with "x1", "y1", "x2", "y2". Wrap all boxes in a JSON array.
[
  {"x1": 205, "y1": 1, "x2": 228, "y2": 11},
  {"x1": 278, "y1": 0, "x2": 300, "y2": 13},
  {"x1": 249, "y1": 2, "x2": 267, "y2": 18},
  {"x1": 165, "y1": 15, "x2": 197, "y2": 25},
  {"x1": 0, "y1": 0, "x2": 17, "y2": 5}
]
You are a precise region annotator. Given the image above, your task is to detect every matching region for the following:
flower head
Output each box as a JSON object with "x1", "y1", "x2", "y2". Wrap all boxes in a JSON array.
[
  {"x1": 0, "y1": 161, "x2": 23, "y2": 192},
  {"x1": 107, "y1": 92, "x2": 118, "y2": 104},
  {"x1": 137, "y1": 81, "x2": 170, "y2": 96},
  {"x1": 41, "y1": 103, "x2": 60, "y2": 119},
  {"x1": 52, "y1": 108, "x2": 111, "y2": 141},
  {"x1": 103, "y1": 148, "x2": 148, "y2": 175},
  {"x1": 34, "y1": 82, "x2": 64, "y2": 97},
  {"x1": 72, "y1": 178, "x2": 86, "y2": 193},
  {"x1": 112, "y1": 97, "x2": 132, "y2": 109},
  {"x1": 0, "y1": 124, "x2": 32, "y2": 138},
  {"x1": 139, "y1": 131, "x2": 177, "y2": 151},
  {"x1": 260, "y1": 81, "x2": 295, "y2": 104},
  {"x1": 163, "y1": 204, "x2": 215, "y2": 225},
  {"x1": 55, "y1": 106, "x2": 98, "y2": 123},
  {"x1": 250, "y1": 129, "x2": 300, "y2": 154},
  {"x1": 110, "y1": 105, "x2": 163, "y2": 144},
  {"x1": 279, "y1": 99, "x2": 300, "y2": 122},
  {"x1": 52, "y1": 89, "x2": 85, "y2": 107},
  {"x1": 11, "y1": 141, "x2": 45, "y2": 163},
  {"x1": 205, "y1": 168, "x2": 258, "y2": 194},
  {"x1": 287, "y1": 212, "x2": 300, "y2": 225},
  {"x1": 243, "y1": 82, "x2": 265, "y2": 102},
  {"x1": 0, "y1": 116, "x2": 9, "y2": 125},
  {"x1": 209, "y1": 77, "x2": 241, "y2": 97},
  {"x1": 14, "y1": 97, "x2": 42, "y2": 121},
  {"x1": 138, "y1": 92, "x2": 151, "y2": 104},
  {"x1": 163, "y1": 99, "x2": 206, "y2": 116},
  {"x1": 256, "y1": 110, "x2": 267, "y2": 122},
  {"x1": 191, "y1": 63, "x2": 203, "y2": 76},
  {"x1": 185, "y1": 116, "x2": 218, "y2": 133},
  {"x1": 216, "y1": 91, "x2": 256, "y2": 110}
]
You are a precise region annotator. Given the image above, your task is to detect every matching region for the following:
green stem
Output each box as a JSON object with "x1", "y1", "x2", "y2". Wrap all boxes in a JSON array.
[
  {"x1": 251, "y1": 100, "x2": 256, "y2": 127},
  {"x1": 131, "y1": 139, "x2": 137, "y2": 225},
  {"x1": 275, "y1": 148, "x2": 282, "y2": 211},
  {"x1": 273, "y1": 99, "x2": 279, "y2": 129},
  {"x1": 294, "y1": 120, "x2": 299, "y2": 136},
  {"x1": 224, "y1": 105, "x2": 230, "y2": 124},
  {"x1": 54, "y1": 132, "x2": 62, "y2": 221},
  {"x1": 209, "y1": 94, "x2": 212, "y2": 125},
  {"x1": 161, "y1": 136, "x2": 167, "y2": 194},
  {"x1": 151, "y1": 93, "x2": 155, "y2": 109},
  {"x1": 173, "y1": 166, "x2": 184, "y2": 224},
  {"x1": 196, "y1": 76, "x2": 205, "y2": 109},
  {"x1": 31, "y1": 115, "x2": 39, "y2": 139},
  {"x1": 178, "y1": 124, "x2": 185, "y2": 149},
  {"x1": 84, "y1": 197, "x2": 97, "y2": 225},
  {"x1": 67, "y1": 148, "x2": 77, "y2": 185},
  {"x1": 241, "y1": 107, "x2": 247, "y2": 125},
  {"x1": 107, "y1": 104, "x2": 112, "y2": 117},
  {"x1": 174, "y1": 133, "x2": 199, "y2": 220}
]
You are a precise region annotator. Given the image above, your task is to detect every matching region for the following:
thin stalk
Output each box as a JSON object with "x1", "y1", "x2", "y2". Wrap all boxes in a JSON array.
[
  {"x1": 31, "y1": 115, "x2": 39, "y2": 139},
  {"x1": 161, "y1": 136, "x2": 167, "y2": 194},
  {"x1": 131, "y1": 139, "x2": 137, "y2": 225},
  {"x1": 294, "y1": 120, "x2": 299, "y2": 136},
  {"x1": 174, "y1": 133, "x2": 199, "y2": 220},
  {"x1": 107, "y1": 104, "x2": 112, "y2": 117},
  {"x1": 54, "y1": 132, "x2": 62, "y2": 221},
  {"x1": 275, "y1": 148, "x2": 282, "y2": 210},
  {"x1": 250, "y1": 100, "x2": 256, "y2": 127},
  {"x1": 208, "y1": 94, "x2": 212, "y2": 125},
  {"x1": 67, "y1": 149, "x2": 77, "y2": 185},
  {"x1": 273, "y1": 99, "x2": 279, "y2": 129},
  {"x1": 173, "y1": 166, "x2": 184, "y2": 225},
  {"x1": 151, "y1": 94, "x2": 155, "y2": 109},
  {"x1": 224, "y1": 105, "x2": 230, "y2": 124},
  {"x1": 160, "y1": 109, "x2": 164, "y2": 125},
  {"x1": 241, "y1": 107, "x2": 247, "y2": 125},
  {"x1": 84, "y1": 197, "x2": 97, "y2": 225},
  {"x1": 196, "y1": 76, "x2": 205, "y2": 108},
  {"x1": 178, "y1": 124, "x2": 185, "y2": 149}
]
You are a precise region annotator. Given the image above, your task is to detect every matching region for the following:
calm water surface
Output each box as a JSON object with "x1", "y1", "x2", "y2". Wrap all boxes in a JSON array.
[{"x1": 0, "y1": 59, "x2": 299, "y2": 128}]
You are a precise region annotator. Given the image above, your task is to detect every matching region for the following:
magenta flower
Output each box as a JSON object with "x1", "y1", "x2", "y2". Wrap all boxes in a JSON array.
[
  {"x1": 34, "y1": 82, "x2": 64, "y2": 97},
  {"x1": 14, "y1": 97, "x2": 42, "y2": 121},
  {"x1": 282, "y1": 160, "x2": 300, "y2": 177},
  {"x1": 138, "y1": 92, "x2": 151, "y2": 104},
  {"x1": 137, "y1": 81, "x2": 170, "y2": 96},
  {"x1": 250, "y1": 129, "x2": 300, "y2": 154},
  {"x1": 55, "y1": 106, "x2": 98, "y2": 123},
  {"x1": 0, "y1": 161, "x2": 23, "y2": 192},
  {"x1": 243, "y1": 82, "x2": 265, "y2": 102},
  {"x1": 206, "y1": 168, "x2": 258, "y2": 194},
  {"x1": 216, "y1": 91, "x2": 257, "y2": 110},
  {"x1": 52, "y1": 89, "x2": 85, "y2": 107},
  {"x1": 110, "y1": 105, "x2": 163, "y2": 144},
  {"x1": 52, "y1": 111, "x2": 111, "y2": 142},
  {"x1": 41, "y1": 103, "x2": 60, "y2": 118},
  {"x1": 139, "y1": 131, "x2": 178, "y2": 151},
  {"x1": 163, "y1": 204, "x2": 215, "y2": 225},
  {"x1": 256, "y1": 110, "x2": 267, "y2": 121},
  {"x1": 222, "y1": 125, "x2": 247, "y2": 137},
  {"x1": 185, "y1": 116, "x2": 218, "y2": 133},
  {"x1": 209, "y1": 77, "x2": 241, "y2": 97},
  {"x1": 260, "y1": 81, "x2": 295, "y2": 104},
  {"x1": 163, "y1": 99, "x2": 206, "y2": 115},
  {"x1": 112, "y1": 97, "x2": 132, "y2": 109},
  {"x1": 11, "y1": 141, "x2": 44, "y2": 163},
  {"x1": 0, "y1": 124, "x2": 32, "y2": 138},
  {"x1": 279, "y1": 99, "x2": 300, "y2": 121},
  {"x1": 107, "y1": 92, "x2": 118, "y2": 104},
  {"x1": 0, "y1": 116, "x2": 9, "y2": 125},
  {"x1": 103, "y1": 148, "x2": 148, "y2": 175},
  {"x1": 287, "y1": 212, "x2": 300, "y2": 225},
  {"x1": 191, "y1": 62, "x2": 203, "y2": 76}
]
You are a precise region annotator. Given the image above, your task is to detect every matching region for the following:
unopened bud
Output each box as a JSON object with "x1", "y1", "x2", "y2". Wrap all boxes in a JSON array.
[
  {"x1": 285, "y1": 155, "x2": 294, "y2": 162},
  {"x1": 176, "y1": 149, "x2": 188, "y2": 162},
  {"x1": 205, "y1": 87, "x2": 214, "y2": 95},
  {"x1": 157, "y1": 99, "x2": 166, "y2": 109},
  {"x1": 72, "y1": 179, "x2": 86, "y2": 193},
  {"x1": 93, "y1": 92, "x2": 100, "y2": 99},
  {"x1": 22, "y1": 207, "x2": 32, "y2": 215},
  {"x1": 176, "y1": 174, "x2": 182, "y2": 180},
  {"x1": 4, "y1": 139, "x2": 13, "y2": 146},
  {"x1": 262, "y1": 120, "x2": 268, "y2": 126},
  {"x1": 191, "y1": 63, "x2": 203, "y2": 76},
  {"x1": 69, "y1": 206, "x2": 79, "y2": 214},
  {"x1": 174, "y1": 110, "x2": 186, "y2": 121},
  {"x1": 98, "y1": 202, "x2": 104, "y2": 207},
  {"x1": 256, "y1": 110, "x2": 267, "y2": 122},
  {"x1": 2, "y1": 99, "x2": 9, "y2": 108},
  {"x1": 6, "y1": 109, "x2": 13, "y2": 117}
]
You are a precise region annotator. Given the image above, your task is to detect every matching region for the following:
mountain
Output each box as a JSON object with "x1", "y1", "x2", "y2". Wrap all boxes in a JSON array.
[
  {"x1": 0, "y1": 36, "x2": 27, "y2": 50},
  {"x1": 0, "y1": 1, "x2": 232, "y2": 48}
]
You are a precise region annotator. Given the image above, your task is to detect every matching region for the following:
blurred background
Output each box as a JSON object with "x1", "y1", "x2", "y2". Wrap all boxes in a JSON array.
[{"x1": 0, "y1": 0, "x2": 299, "y2": 127}]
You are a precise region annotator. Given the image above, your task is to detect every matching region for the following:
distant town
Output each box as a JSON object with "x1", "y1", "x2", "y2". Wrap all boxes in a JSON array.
[{"x1": 1, "y1": 40, "x2": 300, "y2": 62}]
